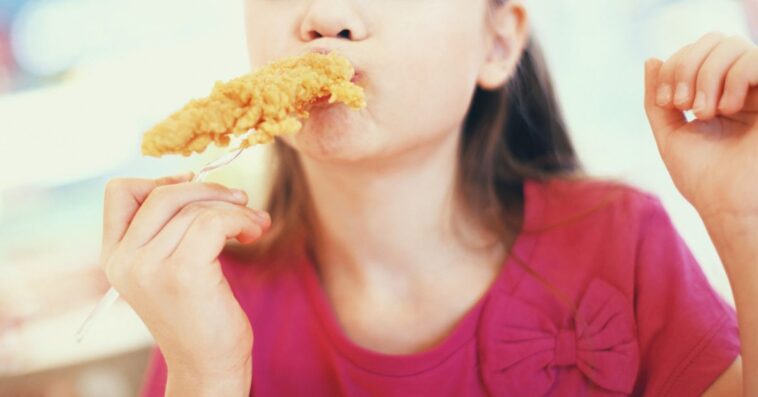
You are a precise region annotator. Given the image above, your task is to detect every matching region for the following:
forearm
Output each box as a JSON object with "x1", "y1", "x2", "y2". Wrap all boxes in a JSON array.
[
  {"x1": 165, "y1": 355, "x2": 253, "y2": 397},
  {"x1": 703, "y1": 213, "x2": 758, "y2": 396}
]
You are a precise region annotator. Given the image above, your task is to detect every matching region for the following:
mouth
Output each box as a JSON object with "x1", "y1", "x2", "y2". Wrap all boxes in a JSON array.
[
  {"x1": 302, "y1": 46, "x2": 365, "y2": 110},
  {"x1": 350, "y1": 70, "x2": 362, "y2": 84}
]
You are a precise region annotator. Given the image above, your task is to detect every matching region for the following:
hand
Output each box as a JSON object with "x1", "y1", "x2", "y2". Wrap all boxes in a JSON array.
[
  {"x1": 644, "y1": 32, "x2": 758, "y2": 220},
  {"x1": 100, "y1": 173, "x2": 270, "y2": 388}
]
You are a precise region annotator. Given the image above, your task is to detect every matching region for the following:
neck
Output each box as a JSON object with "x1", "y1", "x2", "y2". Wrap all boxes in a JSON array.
[{"x1": 299, "y1": 130, "x2": 504, "y2": 285}]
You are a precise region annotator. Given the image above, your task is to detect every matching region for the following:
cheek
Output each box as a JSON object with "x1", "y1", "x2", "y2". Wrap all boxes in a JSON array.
[
  {"x1": 280, "y1": 107, "x2": 376, "y2": 161},
  {"x1": 244, "y1": 5, "x2": 294, "y2": 68},
  {"x1": 372, "y1": 27, "x2": 483, "y2": 140},
  {"x1": 373, "y1": 73, "x2": 475, "y2": 147}
]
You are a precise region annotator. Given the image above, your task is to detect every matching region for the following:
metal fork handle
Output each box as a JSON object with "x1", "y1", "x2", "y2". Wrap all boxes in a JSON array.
[{"x1": 75, "y1": 147, "x2": 245, "y2": 343}]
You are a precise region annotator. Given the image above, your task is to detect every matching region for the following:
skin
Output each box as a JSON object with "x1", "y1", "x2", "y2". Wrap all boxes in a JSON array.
[{"x1": 99, "y1": 0, "x2": 756, "y2": 395}]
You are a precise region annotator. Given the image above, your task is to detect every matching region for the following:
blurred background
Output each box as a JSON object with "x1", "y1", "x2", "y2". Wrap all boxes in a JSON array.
[{"x1": 0, "y1": 0, "x2": 753, "y2": 395}]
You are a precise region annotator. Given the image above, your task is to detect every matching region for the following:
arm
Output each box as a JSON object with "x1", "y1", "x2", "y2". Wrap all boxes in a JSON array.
[
  {"x1": 701, "y1": 215, "x2": 757, "y2": 396},
  {"x1": 643, "y1": 32, "x2": 758, "y2": 396},
  {"x1": 166, "y1": 355, "x2": 253, "y2": 397}
]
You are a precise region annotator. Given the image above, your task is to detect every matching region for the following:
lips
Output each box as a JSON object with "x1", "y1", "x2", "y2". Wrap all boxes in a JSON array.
[{"x1": 301, "y1": 46, "x2": 364, "y2": 109}]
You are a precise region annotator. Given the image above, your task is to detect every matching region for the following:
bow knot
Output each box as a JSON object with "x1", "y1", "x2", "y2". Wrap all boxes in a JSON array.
[
  {"x1": 479, "y1": 279, "x2": 640, "y2": 396},
  {"x1": 554, "y1": 330, "x2": 576, "y2": 366}
]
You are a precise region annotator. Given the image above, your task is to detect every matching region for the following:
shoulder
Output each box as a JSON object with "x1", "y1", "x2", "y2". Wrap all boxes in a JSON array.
[
  {"x1": 525, "y1": 176, "x2": 664, "y2": 234},
  {"x1": 480, "y1": 178, "x2": 737, "y2": 396},
  {"x1": 516, "y1": 177, "x2": 676, "y2": 299}
]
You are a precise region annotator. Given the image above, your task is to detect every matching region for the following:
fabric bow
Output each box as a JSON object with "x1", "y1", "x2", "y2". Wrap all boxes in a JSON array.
[{"x1": 478, "y1": 279, "x2": 640, "y2": 396}]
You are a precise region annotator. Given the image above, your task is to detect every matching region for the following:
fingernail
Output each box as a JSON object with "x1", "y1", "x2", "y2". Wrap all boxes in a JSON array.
[
  {"x1": 693, "y1": 91, "x2": 706, "y2": 114},
  {"x1": 232, "y1": 189, "x2": 247, "y2": 200},
  {"x1": 173, "y1": 171, "x2": 194, "y2": 180},
  {"x1": 673, "y1": 82, "x2": 689, "y2": 106},
  {"x1": 656, "y1": 84, "x2": 672, "y2": 106},
  {"x1": 256, "y1": 211, "x2": 270, "y2": 222}
]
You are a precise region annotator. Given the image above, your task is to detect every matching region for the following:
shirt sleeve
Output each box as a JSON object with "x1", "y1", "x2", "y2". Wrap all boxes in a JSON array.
[
  {"x1": 632, "y1": 196, "x2": 740, "y2": 396},
  {"x1": 138, "y1": 346, "x2": 168, "y2": 397}
]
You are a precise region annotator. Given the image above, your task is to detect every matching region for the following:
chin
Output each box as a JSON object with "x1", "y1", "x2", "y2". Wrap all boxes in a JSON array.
[{"x1": 283, "y1": 107, "x2": 377, "y2": 163}]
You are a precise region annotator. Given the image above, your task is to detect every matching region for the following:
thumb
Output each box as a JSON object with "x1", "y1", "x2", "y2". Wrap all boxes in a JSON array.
[{"x1": 644, "y1": 58, "x2": 687, "y2": 152}]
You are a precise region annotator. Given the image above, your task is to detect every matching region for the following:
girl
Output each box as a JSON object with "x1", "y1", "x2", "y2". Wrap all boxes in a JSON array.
[{"x1": 101, "y1": 0, "x2": 756, "y2": 395}]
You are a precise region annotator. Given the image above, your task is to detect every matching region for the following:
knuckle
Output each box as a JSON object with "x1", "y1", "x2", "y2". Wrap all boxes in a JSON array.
[
  {"x1": 148, "y1": 184, "x2": 172, "y2": 201},
  {"x1": 142, "y1": 184, "x2": 178, "y2": 208},
  {"x1": 104, "y1": 178, "x2": 128, "y2": 198},
  {"x1": 696, "y1": 67, "x2": 716, "y2": 89},
  {"x1": 205, "y1": 182, "x2": 233, "y2": 197},
  {"x1": 658, "y1": 60, "x2": 675, "y2": 77},
  {"x1": 673, "y1": 60, "x2": 692, "y2": 81},
  {"x1": 179, "y1": 201, "x2": 209, "y2": 217},
  {"x1": 703, "y1": 31, "x2": 725, "y2": 42},
  {"x1": 677, "y1": 44, "x2": 694, "y2": 58},
  {"x1": 196, "y1": 211, "x2": 227, "y2": 231}
]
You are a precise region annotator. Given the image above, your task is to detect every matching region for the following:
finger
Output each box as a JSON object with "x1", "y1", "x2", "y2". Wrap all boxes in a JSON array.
[
  {"x1": 169, "y1": 208, "x2": 269, "y2": 269},
  {"x1": 120, "y1": 182, "x2": 250, "y2": 250},
  {"x1": 143, "y1": 201, "x2": 270, "y2": 259},
  {"x1": 645, "y1": 58, "x2": 687, "y2": 150},
  {"x1": 693, "y1": 36, "x2": 752, "y2": 120},
  {"x1": 656, "y1": 44, "x2": 692, "y2": 108},
  {"x1": 102, "y1": 173, "x2": 194, "y2": 258},
  {"x1": 719, "y1": 48, "x2": 758, "y2": 115},
  {"x1": 672, "y1": 32, "x2": 724, "y2": 110}
]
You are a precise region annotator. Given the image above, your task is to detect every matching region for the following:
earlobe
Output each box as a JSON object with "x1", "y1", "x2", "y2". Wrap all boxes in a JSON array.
[
  {"x1": 478, "y1": 39, "x2": 514, "y2": 90},
  {"x1": 487, "y1": 39, "x2": 508, "y2": 63}
]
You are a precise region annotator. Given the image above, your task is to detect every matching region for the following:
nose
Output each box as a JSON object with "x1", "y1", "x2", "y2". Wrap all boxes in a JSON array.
[{"x1": 299, "y1": 0, "x2": 368, "y2": 42}]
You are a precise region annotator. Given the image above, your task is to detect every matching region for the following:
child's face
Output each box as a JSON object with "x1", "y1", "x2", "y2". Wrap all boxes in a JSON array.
[{"x1": 244, "y1": 0, "x2": 502, "y2": 163}]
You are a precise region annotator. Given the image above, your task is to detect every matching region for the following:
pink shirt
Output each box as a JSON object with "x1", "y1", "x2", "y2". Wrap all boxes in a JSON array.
[{"x1": 140, "y1": 178, "x2": 740, "y2": 396}]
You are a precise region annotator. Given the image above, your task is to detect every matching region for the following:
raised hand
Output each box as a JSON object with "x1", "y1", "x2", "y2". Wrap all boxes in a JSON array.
[
  {"x1": 100, "y1": 174, "x2": 270, "y2": 396},
  {"x1": 644, "y1": 32, "x2": 758, "y2": 220}
]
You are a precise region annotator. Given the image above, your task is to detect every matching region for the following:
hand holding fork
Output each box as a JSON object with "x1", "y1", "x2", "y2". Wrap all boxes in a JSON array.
[{"x1": 76, "y1": 146, "x2": 266, "y2": 344}]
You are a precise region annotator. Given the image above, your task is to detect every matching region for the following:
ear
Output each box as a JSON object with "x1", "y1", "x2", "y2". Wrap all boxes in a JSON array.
[{"x1": 477, "y1": 1, "x2": 529, "y2": 91}]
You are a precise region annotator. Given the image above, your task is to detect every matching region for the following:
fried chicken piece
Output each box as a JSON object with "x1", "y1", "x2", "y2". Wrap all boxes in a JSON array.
[{"x1": 141, "y1": 52, "x2": 366, "y2": 157}]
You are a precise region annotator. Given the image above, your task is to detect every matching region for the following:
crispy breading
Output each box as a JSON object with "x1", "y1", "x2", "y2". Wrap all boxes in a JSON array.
[{"x1": 141, "y1": 52, "x2": 366, "y2": 157}]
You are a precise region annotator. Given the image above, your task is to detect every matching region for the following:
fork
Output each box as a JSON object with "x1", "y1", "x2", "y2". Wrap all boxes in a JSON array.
[{"x1": 75, "y1": 146, "x2": 245, "y2": 343}]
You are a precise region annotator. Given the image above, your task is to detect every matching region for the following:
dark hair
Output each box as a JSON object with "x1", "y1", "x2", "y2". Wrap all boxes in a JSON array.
[
  {"x1": 457, "y1": 36, "x2": 582, "y2": 242},
  {"x1": 226, "y1": 25, "x2": 582, "y2": 259}
]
